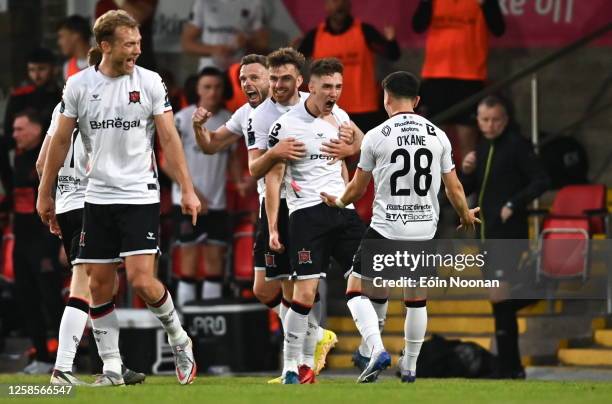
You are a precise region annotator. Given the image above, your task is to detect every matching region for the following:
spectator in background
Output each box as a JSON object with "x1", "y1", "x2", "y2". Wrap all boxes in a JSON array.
[
  {"x1": 413, "y1": 0, "x2": 505, "y2": 164},
  {"x1": 2, "y1": 48, "x2": 61, "y2": 207},
  {"x1": 162, "y1": 67, "x2": 241, "y2": 305},
  {"x1": 57, "y1": 15, "x2": 92, "y2": 80},
  {"x1": 95, "y1": 0, "x2": 158, "y2": 69},
  {"x1": 297, "y1": 0, "x2": 400, "y2": 132},
  {"x1": 181, "y1": 0, "x2": 269, "y2": 71},
  {"x1": 11, "y1": 109, "x2": 63, "y2": 374},
  {"x1": 461, "y1": 96, "x2": 549, "y2": 379}
]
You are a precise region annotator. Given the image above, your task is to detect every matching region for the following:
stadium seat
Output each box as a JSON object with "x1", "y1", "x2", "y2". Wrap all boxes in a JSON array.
[
  {"x1": 536, "y1": 184, "x2": 608, "y2": 282},
  {"x1": 1, "y1": 225, "x2": 14, "y2": 282},
  {"x1": 233, "y1": 221, "x2": 255, "y2": 283}
]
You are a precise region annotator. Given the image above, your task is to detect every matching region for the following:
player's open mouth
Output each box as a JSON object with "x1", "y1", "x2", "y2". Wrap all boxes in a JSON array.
[
  {"x1": 246, "y1": 90, "x2": 259, "y2": 101},
  {"x1": 126, "y1": 58, "x2": 135, "y2": 68},
  {"x1": 325, "y1": 100, "x2": 335, "y2": 109}
]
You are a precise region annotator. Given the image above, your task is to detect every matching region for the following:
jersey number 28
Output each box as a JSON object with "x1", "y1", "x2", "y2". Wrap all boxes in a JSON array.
[{"x1": 390, "y1": 148, "x2": 433, "y2": 197}]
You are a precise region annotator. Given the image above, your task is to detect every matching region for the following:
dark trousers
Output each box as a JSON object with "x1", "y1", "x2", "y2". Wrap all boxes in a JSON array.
[{"x1": 13, "y1": 215, "x2": 63, "y2": 362}]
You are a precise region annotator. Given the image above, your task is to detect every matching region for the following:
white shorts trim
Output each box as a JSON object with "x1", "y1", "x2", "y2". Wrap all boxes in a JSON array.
[
  {"x1": 264, "y1": 274, "x2": 292, "y2": 282},
  {"x1": 73, "y1": 258, "x2": 122, "y2": 265},
  {"x1": 254, "y1": 266, "x2": 266, "y2": 272},
  {"x1": 293, "y1": 273, "x2": 327, "y2": 281},
  {"x1": 120, "y1": 249, "x2": 159, "y2": 257}
]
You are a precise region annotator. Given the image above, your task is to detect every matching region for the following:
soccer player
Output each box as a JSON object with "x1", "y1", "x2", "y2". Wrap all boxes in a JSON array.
[
  {"x1": 167, "y1": 67, "x2": 236, "y2": 304},
  {"x1": 321, "y1": 71, "x2": 481, "y2": 383},
  {"x1": 37, "y1": 10, "x2": 200, "y2": 386},
  {"x1": 36, "y1": 48, "x2": 144, "y2": 386},
  {"x1": 265, "y1": 58, "x2": 365, "y2": 384}
]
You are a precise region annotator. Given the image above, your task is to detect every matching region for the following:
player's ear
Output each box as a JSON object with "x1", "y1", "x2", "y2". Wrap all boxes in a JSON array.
[
  {"x1": 413, "y1": 96, "x2": 421, "y2": 109},
  {"x1": 308, "y1": 80, "x2": 314, "y2": 93},
  {"x1": 296, "y1": 74, "x2": 303, "y2": 88}
]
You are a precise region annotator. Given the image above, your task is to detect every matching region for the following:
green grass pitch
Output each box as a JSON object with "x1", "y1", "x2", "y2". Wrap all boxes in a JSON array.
[{"x1": 0, "y1": 375, "x2": 611, "y2": 404}]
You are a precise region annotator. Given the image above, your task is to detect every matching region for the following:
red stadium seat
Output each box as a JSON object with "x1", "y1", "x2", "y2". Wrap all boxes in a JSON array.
[
  {"x1": 233, "y1": 222, "x2": 255, "y2": 283},
  {"x1": 536, "y1": 184, "x2": 608, "y2": 282},
  {"x1": 1, "y1": 225, "x2": 14, "y2": 282}
]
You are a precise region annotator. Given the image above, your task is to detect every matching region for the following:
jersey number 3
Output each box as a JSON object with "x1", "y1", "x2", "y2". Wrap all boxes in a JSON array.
[{"x1": 390, "y1": 148, "x2": 433, "y2": 197}]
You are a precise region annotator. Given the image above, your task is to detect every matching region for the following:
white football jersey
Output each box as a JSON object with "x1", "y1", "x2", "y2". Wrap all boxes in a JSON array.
[
  {"x1": 358, "y1": 112, "x2": 455, "y2": 240},
  {"x1": 225, "y1": 102, "x2": 252, "y2": 141},
  {"x1": 271, "y1": 100, "x2": 354, "y2": 215},
  {"x1": 61, "y1": 65, "x2": 172, "y2": 205},
  {"x1": 172, "y1": 105, "x2": 231, "y2": 210},
  {"x1": 247, "y1": 92, "x2": 307, "y2": 199},
  {"x1": 190, "y1": 0, "x2": 266, "y2": 70},
  {"x1": 48, "y1": 102, "x2": 88, "y2": 214}
]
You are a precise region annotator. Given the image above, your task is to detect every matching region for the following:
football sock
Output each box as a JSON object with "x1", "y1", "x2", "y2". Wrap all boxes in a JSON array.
[
  {"x1": 148, "y1": 289, "x2": 188, "y2": 347},
  {"x1": 202, "y1": 276, "x2": 223, "y2": 300},
  {"x1": 55, "y1": 297, "x2": 89, "y2": 372},
  {"x1": 358, "y1": 297, "x2": 388, "y2": 357},
  {"x1": 279, "y1": 297, "x2": 291, "y2": 329},
  {"x1": 90, "y1": 301, "x2": 122, "y2": 375},
  {"x1": 404, "y1": 301, "x2": 427, "y2": 372},
  {"x1": 347, "y1": 293, "x2": 384, "y2": 356},
  {"x1": 283, "y1": 301, "x2": 310, "y2": 375},
  {"x1": 302, "y1": 294, "x2": 321, "y2": 368},
  {"x1": 176, "y1": 277, "x2": 197, "y2": 307},
  {"x1": 264, "y1": 291, "x2": 282, "y2": 315}
]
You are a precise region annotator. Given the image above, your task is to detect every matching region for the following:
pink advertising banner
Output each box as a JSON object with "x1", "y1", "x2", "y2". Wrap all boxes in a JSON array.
[{"x1": 282, "y1": 0, "x2": 612, "y2": 48}]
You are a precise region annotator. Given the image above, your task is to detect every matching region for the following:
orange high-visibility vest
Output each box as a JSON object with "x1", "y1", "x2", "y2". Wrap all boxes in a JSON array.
[
  {"x1": 65, "y1": 57, "x2": 82, "y2": 79},
  {"x1": 225, "y1": 63, "x2": 247, "y2": 113},
  {"x1": 422, "y1": 0, "x2": 489, "y2": 80},
  {"x1": 312, "y1": 19, "x2": 379, "y2": 114}
]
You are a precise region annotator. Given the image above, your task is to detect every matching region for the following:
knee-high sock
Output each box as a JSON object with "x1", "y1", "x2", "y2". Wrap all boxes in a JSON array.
[
  {"x1": 262, "y1": 291, "x2": 282, "y2": 316},
  {"x1": 90, "y1": 301, "x2": 122, "y2": 375},
  {"x1": 359, "y1": 297, "x2": 388, "y2": 356},
  {"x1": 279, "y1": 297, "x2": 291, "y2": 330},
  {"x1": 347, "y1": 293, "x2": 384, "y2": 356},
  {"x1": 302, "y1": 295, "x2": 321, "y2": 368},
  {"x1": 283, "y1": 301, "x2": 310, "y2": 375},
  {"x1": 55, "y1": 297, "x2": 90, "y2": 372},
  {"x1": 176, "y1": 277, "x2": 197, "y2": 307},
  {"x1": 147, "y1": 289, "x2": 188, "y2": 346},
  {"x1": 404, "y1": 301, "x2": 427, "y2": 372}
]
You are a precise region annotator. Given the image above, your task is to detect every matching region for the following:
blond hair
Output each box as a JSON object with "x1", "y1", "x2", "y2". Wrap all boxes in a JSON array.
[
  {"x1": 92, "y1": 9, "x2": 138, "y2": 47},
  {"x1": 87, "y1": 47, "x2": 103, "y2": 66}
]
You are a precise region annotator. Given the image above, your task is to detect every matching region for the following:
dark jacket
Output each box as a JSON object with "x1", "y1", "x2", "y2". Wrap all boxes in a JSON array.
[{"x1": 461, "y1": 129, "x2": 549, "y2": 239}]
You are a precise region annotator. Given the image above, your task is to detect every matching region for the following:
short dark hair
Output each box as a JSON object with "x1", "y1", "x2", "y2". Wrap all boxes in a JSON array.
[
  {"x1": 14, "y1": 108, "x2": 44, "y2": 127},
  {"x1": 309, "y1": 58, "x2": 343, "y2": 77},
  {"x1": 267, "y1": 47, "x2": 305, "y2": 72},
  {"x1": 198, "y1": 66, "x2": 224, "y2": 80},
  {"x1": 57, "y1": 15, "x2": 92, "y2": 42},
  {"x1": 382, "y1": 71, "x2": 420, "y2": 99},
  {"x1": 26, "y1": 47, "x2": 56, "y2": 65},
  {"x1": 478, "y1": 95, "x2": 508, "y2": 113},
  {"x1": 240, "y1": 54, "x2": 268, "y2": 69}
]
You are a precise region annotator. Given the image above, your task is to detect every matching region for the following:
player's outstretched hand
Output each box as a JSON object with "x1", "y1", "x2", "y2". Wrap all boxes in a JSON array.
[
  {"x1": 37, "y1": 193, "x2": 56, "y2": 226},
  {"x1": 192, "y1": 107, "x2": 212, "y2": 127},
  {"x1": 269, "y1": 229, "x2": 284, "y2": 253},
  {"x1": 320, "y1": 192, "x2": 338, "y2": 208},
  {"x1": 271, "y1": 137, "x2": 306, "y2": 161},
  {"x1": 457, "y1": 207, "x2": 481, "y2": 231},
  {"x1": 339, "y1": 123, "x2": 355, "y2": 145},
  {"x1": 320, "y1": 138, "x2": 353, "y2": 165},
  {"x1": 181, "y1": 190, "x2": 202, "y2": 226}
]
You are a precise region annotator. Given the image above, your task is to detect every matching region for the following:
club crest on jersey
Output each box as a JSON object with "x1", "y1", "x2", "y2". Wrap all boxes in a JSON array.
[
  {"x1": 129, "y1": 90, "x2": 141, "y2": 104},
  {"x1": 79, "y1": 231, "x2": 86, "y2": 247},
  {"x1": 298, "y1": 249, "x2": 312, "y2": 265},
  {"x1": 265, "y1": 253, "x2": 276, "y2": 268},
  {"x1": 382, "y1": 125, "x2": 391, "y2": 136}
]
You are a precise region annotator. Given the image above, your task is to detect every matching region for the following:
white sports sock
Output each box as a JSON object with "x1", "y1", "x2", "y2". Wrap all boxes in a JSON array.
[
  {"x1": 283, "y1": 307, "x2": 309, "y2": 375},
  {"x1": 317, "y1": 326, "x2": 324, "y2": 340},
  {"x1": 90, "y1": 302, "x2": 122, "y2": 375},
  {"x1": 359, "y1": 298, "x2": 388, "y2": 357},
  {"x1": 202, "y1": 280, "x2": 222, "y2": 300},
  {"x1": 301, "y1": 300, "x2": 321, "y2": 368},
  {"x1": 55, "y1": 300, "x2": 89, "y2": 372},
  {"x1": 279, "y1": 299, "x2": 290, "y2": 330},
  {"x1": 147, "y1": 290, "x2": 188, "y2": 347},
  {"x1": 347, "y1": 296, "x2": 384, "y2": 356},
  {"x1": 176, "y1": 280, "x2": 197, "y2": 307},
  {"x1": 404, "y1": 306, "x2": 427, "y2": 372}
]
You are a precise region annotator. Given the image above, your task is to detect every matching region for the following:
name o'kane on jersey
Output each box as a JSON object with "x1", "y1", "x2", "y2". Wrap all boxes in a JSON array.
[
  {"x1": 359, "y1": 113, "x2": 455, "y2": 240},
  {"x1": 270, "y1": 102, "x2": 353, "y2": 215},
  {"x1": 60, "y1": 65, "x2": 172, "y2": 205}
]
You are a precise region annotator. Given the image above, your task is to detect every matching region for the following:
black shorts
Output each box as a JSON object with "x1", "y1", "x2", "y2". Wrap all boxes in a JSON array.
[
  {"x1": 418, "y1": 79, "x2": 484, "y2": 125},
  {"x1": 56, "y1": 208, "x2": 84, "y2": 266},
  {"x1": 289, "y1": 204, "x2": 365, "y2": 280},
  {"x1": 254, "y1": 198, "x2": 291, "y2": 280},
  {"x1": 173, "y1": 206, "x2": 230, "y2": 246},
  {"x1": 75, "y1": 202, "x2": 160, "y2": 264},
  {"x1": 349, "y1": 226, "x2": 385, "y2": 280}
]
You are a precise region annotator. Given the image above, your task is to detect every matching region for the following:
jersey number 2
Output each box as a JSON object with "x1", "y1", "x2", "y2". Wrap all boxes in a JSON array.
[{"x1": 390, "y1": 148, "x2": 433, "y2": 197}]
